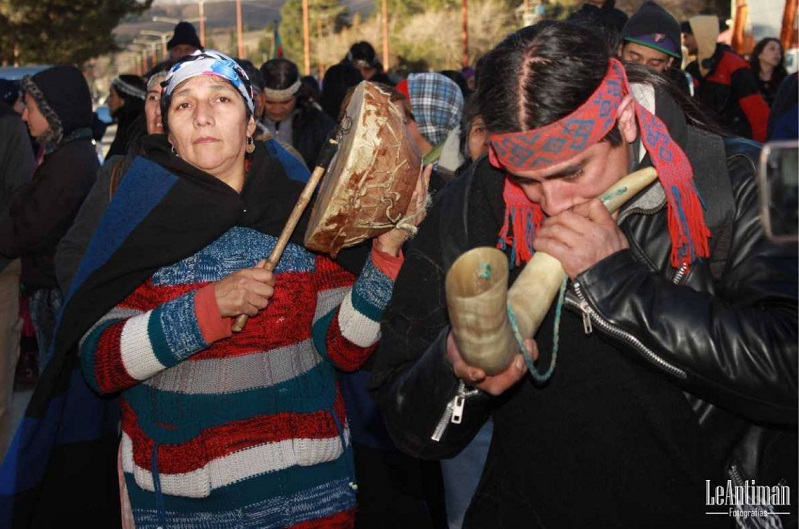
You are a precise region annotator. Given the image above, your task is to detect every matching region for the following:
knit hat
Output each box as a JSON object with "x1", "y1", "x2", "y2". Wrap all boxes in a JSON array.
[
  {"x1": 402, "y1": 72, "x2": 464, "y2": 146},
  {"x1": 21, "y1": 65, "x2": 93, "y2": 145},
  {"x1": 111, "y1": 74, "x2": 147, "y2": 100},
  {"x1": 622, "y1": 1, "x2": 681, "y2": 59},
  {"x1": 167, "y1": 21, "x2": 202, "y2": 51}
]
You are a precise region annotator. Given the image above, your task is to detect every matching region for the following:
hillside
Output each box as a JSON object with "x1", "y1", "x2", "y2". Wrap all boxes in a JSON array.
[{"x1": 114, "y1": 0, "x2": 371, "y2": 43}]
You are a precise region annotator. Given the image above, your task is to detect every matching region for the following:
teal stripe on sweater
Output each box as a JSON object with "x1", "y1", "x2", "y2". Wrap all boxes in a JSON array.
[
  {"x1": 147, "y1": 290, "x2": 207, "y2": 368},
  {"x1": 79, "y1": 318, "x2": 123, "y2": 394},
  {"x1": 347, "y1": 256, "x2": 392, "y2": 324},
  {"x1": 126, "y1": 361, "x2": 337, "y2": 443},
  {"x1": 311, "y1": 310, "x2": 336, "y2": 364}
]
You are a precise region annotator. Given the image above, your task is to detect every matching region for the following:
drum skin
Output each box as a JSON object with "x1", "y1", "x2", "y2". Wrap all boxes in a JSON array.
[{"x1": 304, "y1": 81, "x2": 422, "y2": 256}]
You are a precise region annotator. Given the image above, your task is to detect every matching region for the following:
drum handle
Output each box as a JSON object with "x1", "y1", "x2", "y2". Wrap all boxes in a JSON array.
[{"x1": 232, "y1": 135, "x2": 340, "y2": 333}]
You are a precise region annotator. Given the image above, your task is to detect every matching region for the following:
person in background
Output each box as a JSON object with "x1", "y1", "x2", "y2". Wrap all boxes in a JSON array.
[
  {"x1": 55, "y1": 66, "x2": 172, "y2": 297},
  {"x1": 259, "y1": 57, "x2": 336, "y2": 168},
  {"x1": 370, "y1": 21, "x2": 796, "y2": 528},
  {"x1": 319, "y1": 63, "x2": 363, "y2": 122},
  {"x1": 767, "y1": 72, "x2": 798, "y2": 141},
  {"x1": 0, "y1": 95, "x2": 34, "y2": 462},
  {"x1": 104, "y1": 74, "x2": 147, "y2": 160},
  {"x1": 343, "y1": 41, "x2": 394, "y2": 86},
  {"x1": 167, "y1": 21, "x2": 203, "y2": 62},
  {"x1": 0, "y1": 65, "x2": 98, "y2": 373},
  {"x1": 0, "y1": 78, "x2": 38, "y2": 157},
  {"x1": 682, "y1": 15, "x2": 770, "y2": 141},
  {"x1": 568, "y1": 0, "x2": 628, "y2": 48},
  {"x1": 749, "y1": 37, "x2": 788, "y2": 107},
  {"x1": 441, "y1": 94, "x2": 491, "y2": 529},
  {"x1": 396, "y1": 73, "x2": 464, "y2": 187}
]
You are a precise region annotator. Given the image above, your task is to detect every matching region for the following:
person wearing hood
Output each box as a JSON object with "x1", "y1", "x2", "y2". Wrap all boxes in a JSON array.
[
  {"x1": 682, "y1": 15, "x2": 770, "y2": 142},
  {"x1": 0, "y1": 65, "x2": 98, "y2": 373},
  {"x1": 396, "y1": 72, "x2": 465, "y2": 192},
  {"x1": 105, "y1": 74, "x2": 147, "y2": 160}
]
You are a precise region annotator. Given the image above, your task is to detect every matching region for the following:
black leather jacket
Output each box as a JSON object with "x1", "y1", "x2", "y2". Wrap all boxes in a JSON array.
[{"x1": 369, "y1": 127, "x2": 797, "y2": 515}]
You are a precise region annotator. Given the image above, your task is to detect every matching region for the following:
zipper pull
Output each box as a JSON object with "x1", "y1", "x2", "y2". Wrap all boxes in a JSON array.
[
  {"x1": 451, "y1": 395, "x2": 465, "y2": 424},
  {"x1": 579, "y1": 300, "x2": 593, "y2": 334}
]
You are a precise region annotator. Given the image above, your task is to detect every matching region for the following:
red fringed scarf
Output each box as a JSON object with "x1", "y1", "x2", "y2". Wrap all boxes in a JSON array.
[{"x1": 488, "y1": 58, "x2": 711, "y2": 270}]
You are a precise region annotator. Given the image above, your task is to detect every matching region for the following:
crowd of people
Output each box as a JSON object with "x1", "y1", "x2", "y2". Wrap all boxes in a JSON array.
[{"x1": 0, "y1": 1, "x2": 796, "y2": 528}]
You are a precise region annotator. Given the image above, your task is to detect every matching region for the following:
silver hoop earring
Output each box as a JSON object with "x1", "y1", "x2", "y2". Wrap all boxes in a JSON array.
[{"x1": 170, "y1": 144, "x2": 178, "y2": 157}]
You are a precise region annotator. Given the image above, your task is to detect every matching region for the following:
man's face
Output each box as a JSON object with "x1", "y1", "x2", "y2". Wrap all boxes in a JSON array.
[
  {"x1": 21, "y1": 92, "x2": 50, "y2": 138},
  {"x1": 169, "y1": 44, "x2": 199, "y2": 62},
  {"x1": 682, "y1": 33, "x2": 698, "y2": 55},
  {"x1": 263, "y1": 95, "x2": 296, "y2": 123},
  {"x1": 621, "y1": 42, "x2": 674, "y2": 73},
  {"x1": 507, "y1": 138, "x2": 631, "y2": 217}
]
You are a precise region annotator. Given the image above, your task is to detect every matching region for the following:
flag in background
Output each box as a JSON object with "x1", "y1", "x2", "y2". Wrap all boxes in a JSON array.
[{"x1": 273, "y1": 21, "x2": 283, "y2": 59}]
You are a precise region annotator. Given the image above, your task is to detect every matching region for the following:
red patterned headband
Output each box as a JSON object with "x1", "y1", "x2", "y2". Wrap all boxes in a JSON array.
[{"x1": 488, "y1": 58, "x2": 710, "y2": 268}]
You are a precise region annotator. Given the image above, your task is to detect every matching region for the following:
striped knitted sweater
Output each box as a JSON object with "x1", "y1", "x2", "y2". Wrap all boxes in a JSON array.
[{"x1": 79, "y1": 225, "x2": 396, "y2": 529}]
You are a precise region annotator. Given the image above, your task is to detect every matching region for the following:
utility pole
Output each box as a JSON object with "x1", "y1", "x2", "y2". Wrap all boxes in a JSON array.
[
  {"x1": 462, "y1": 0, "x2": 469, "y2": 68},
  {"x1": 198, "y1": 0, "x2": 206, "y2": 46},
  {"x1": 236, "y1": 0, "x2": 244, "y2": 58},
  {"x1": 382, "y1": 0, "x2": 389, "y2": 68},
  {"x1": 317, "y1": 16, "x2": 324, "y2": 79},
  {"x1": 140, "y1": 30, "x2": 172, "y2": 60},
  {"x1": 302, "y1": 0, "x2": 311, "y2": 75}
]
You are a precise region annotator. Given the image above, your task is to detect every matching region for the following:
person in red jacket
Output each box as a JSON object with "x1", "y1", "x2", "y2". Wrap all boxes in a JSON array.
[{"x1": 682, "y1": 15, "x2": 770, "y2": 141}]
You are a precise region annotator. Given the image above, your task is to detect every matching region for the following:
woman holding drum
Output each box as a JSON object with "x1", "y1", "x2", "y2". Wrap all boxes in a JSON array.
[{"x1": 62, "y1": 50, "x2": 420, "y2": 528}]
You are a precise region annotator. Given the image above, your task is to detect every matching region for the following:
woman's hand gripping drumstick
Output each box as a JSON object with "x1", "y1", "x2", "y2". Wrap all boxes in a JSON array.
[{"x1": 231, "y1": 136, "x2": 340, "y2": 333}]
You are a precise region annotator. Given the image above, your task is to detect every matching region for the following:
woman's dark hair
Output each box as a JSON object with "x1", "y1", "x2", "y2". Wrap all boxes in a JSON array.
[
  {"x1": 260, "y1": 58, "x2": 300, "y2": 91},
  {"x1": 750, "y1": 38, "x2": 788, "y2": 88},
  {"x1": 319, "y1": 63, "x2": 363, "y2": 120},
  {"x1": 477, "y1": 21, "x2": 609, "y2": 135}
]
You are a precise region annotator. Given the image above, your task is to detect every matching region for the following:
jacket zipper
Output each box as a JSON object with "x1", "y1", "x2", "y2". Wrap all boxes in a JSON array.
[
  {"x1": 431, "y1": 380, "x2": 481, "y2": 442},
  {"x1": 570, "y1": 281, "x2": 688, "y2": 380}
]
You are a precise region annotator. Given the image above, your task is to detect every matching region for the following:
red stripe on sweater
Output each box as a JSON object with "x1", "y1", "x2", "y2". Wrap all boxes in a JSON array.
[
  {"x1": 194, "y1": 272, "x2": 317, "y2": 358},
  {"x1": 122, "y1": 390, "x2": 350, "y2": 474},
  {"x1": 290, "y1": 508, "x2": 356, "y2": 528},
  {"x1": 94, "y1": 320, "x2": 140, "y2": 393},
  {"x1": 325, "y1": 311, "x2": 377, "y2": 372}
]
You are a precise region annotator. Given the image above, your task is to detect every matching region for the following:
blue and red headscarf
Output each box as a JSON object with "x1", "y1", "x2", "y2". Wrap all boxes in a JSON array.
[{"x1": 488, "y1": 58, "x2": 710, "y2": 270}]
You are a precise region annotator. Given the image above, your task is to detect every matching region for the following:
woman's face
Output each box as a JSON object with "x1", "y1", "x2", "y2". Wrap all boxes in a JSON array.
[
  {"x1": 21, "y1": 93, "x2": 50, "y2": 138},
  {"x1": 467, "y1": 116, "x2": 488, "y2": 162},
  {"x1": 759, "y1": 40, "x2": 782, "y2": 68},
  {"x1": 106, "y1": 86, "x2": 125, "y2": 114},
  {"x1": 263, "y1": 95, "x2": 296, "y2": 123},
  {"x1": 144, "y1": 84, "x2": 163, "y2": 135},
  {"x1": 167, "y1": 75, "x2": 255, "y2": 187}
]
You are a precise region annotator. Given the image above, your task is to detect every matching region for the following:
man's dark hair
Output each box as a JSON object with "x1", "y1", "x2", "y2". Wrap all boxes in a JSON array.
[
  {"x1": 260, "y1": 58, "x2": 300, "y2": 91},
  {"x1": 477, "y1": 21, "x2": 609, "y2": 135}
]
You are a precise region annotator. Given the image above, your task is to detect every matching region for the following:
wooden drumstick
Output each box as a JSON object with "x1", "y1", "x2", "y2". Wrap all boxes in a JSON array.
[{"x1": 232, "y1": 136, "x2": 340, "y2": 333}]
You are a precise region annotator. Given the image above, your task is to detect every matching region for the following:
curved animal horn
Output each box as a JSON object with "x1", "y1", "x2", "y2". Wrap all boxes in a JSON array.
[{"x1": 445, "y1": 167, "x2": 658, "y2": 375}]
